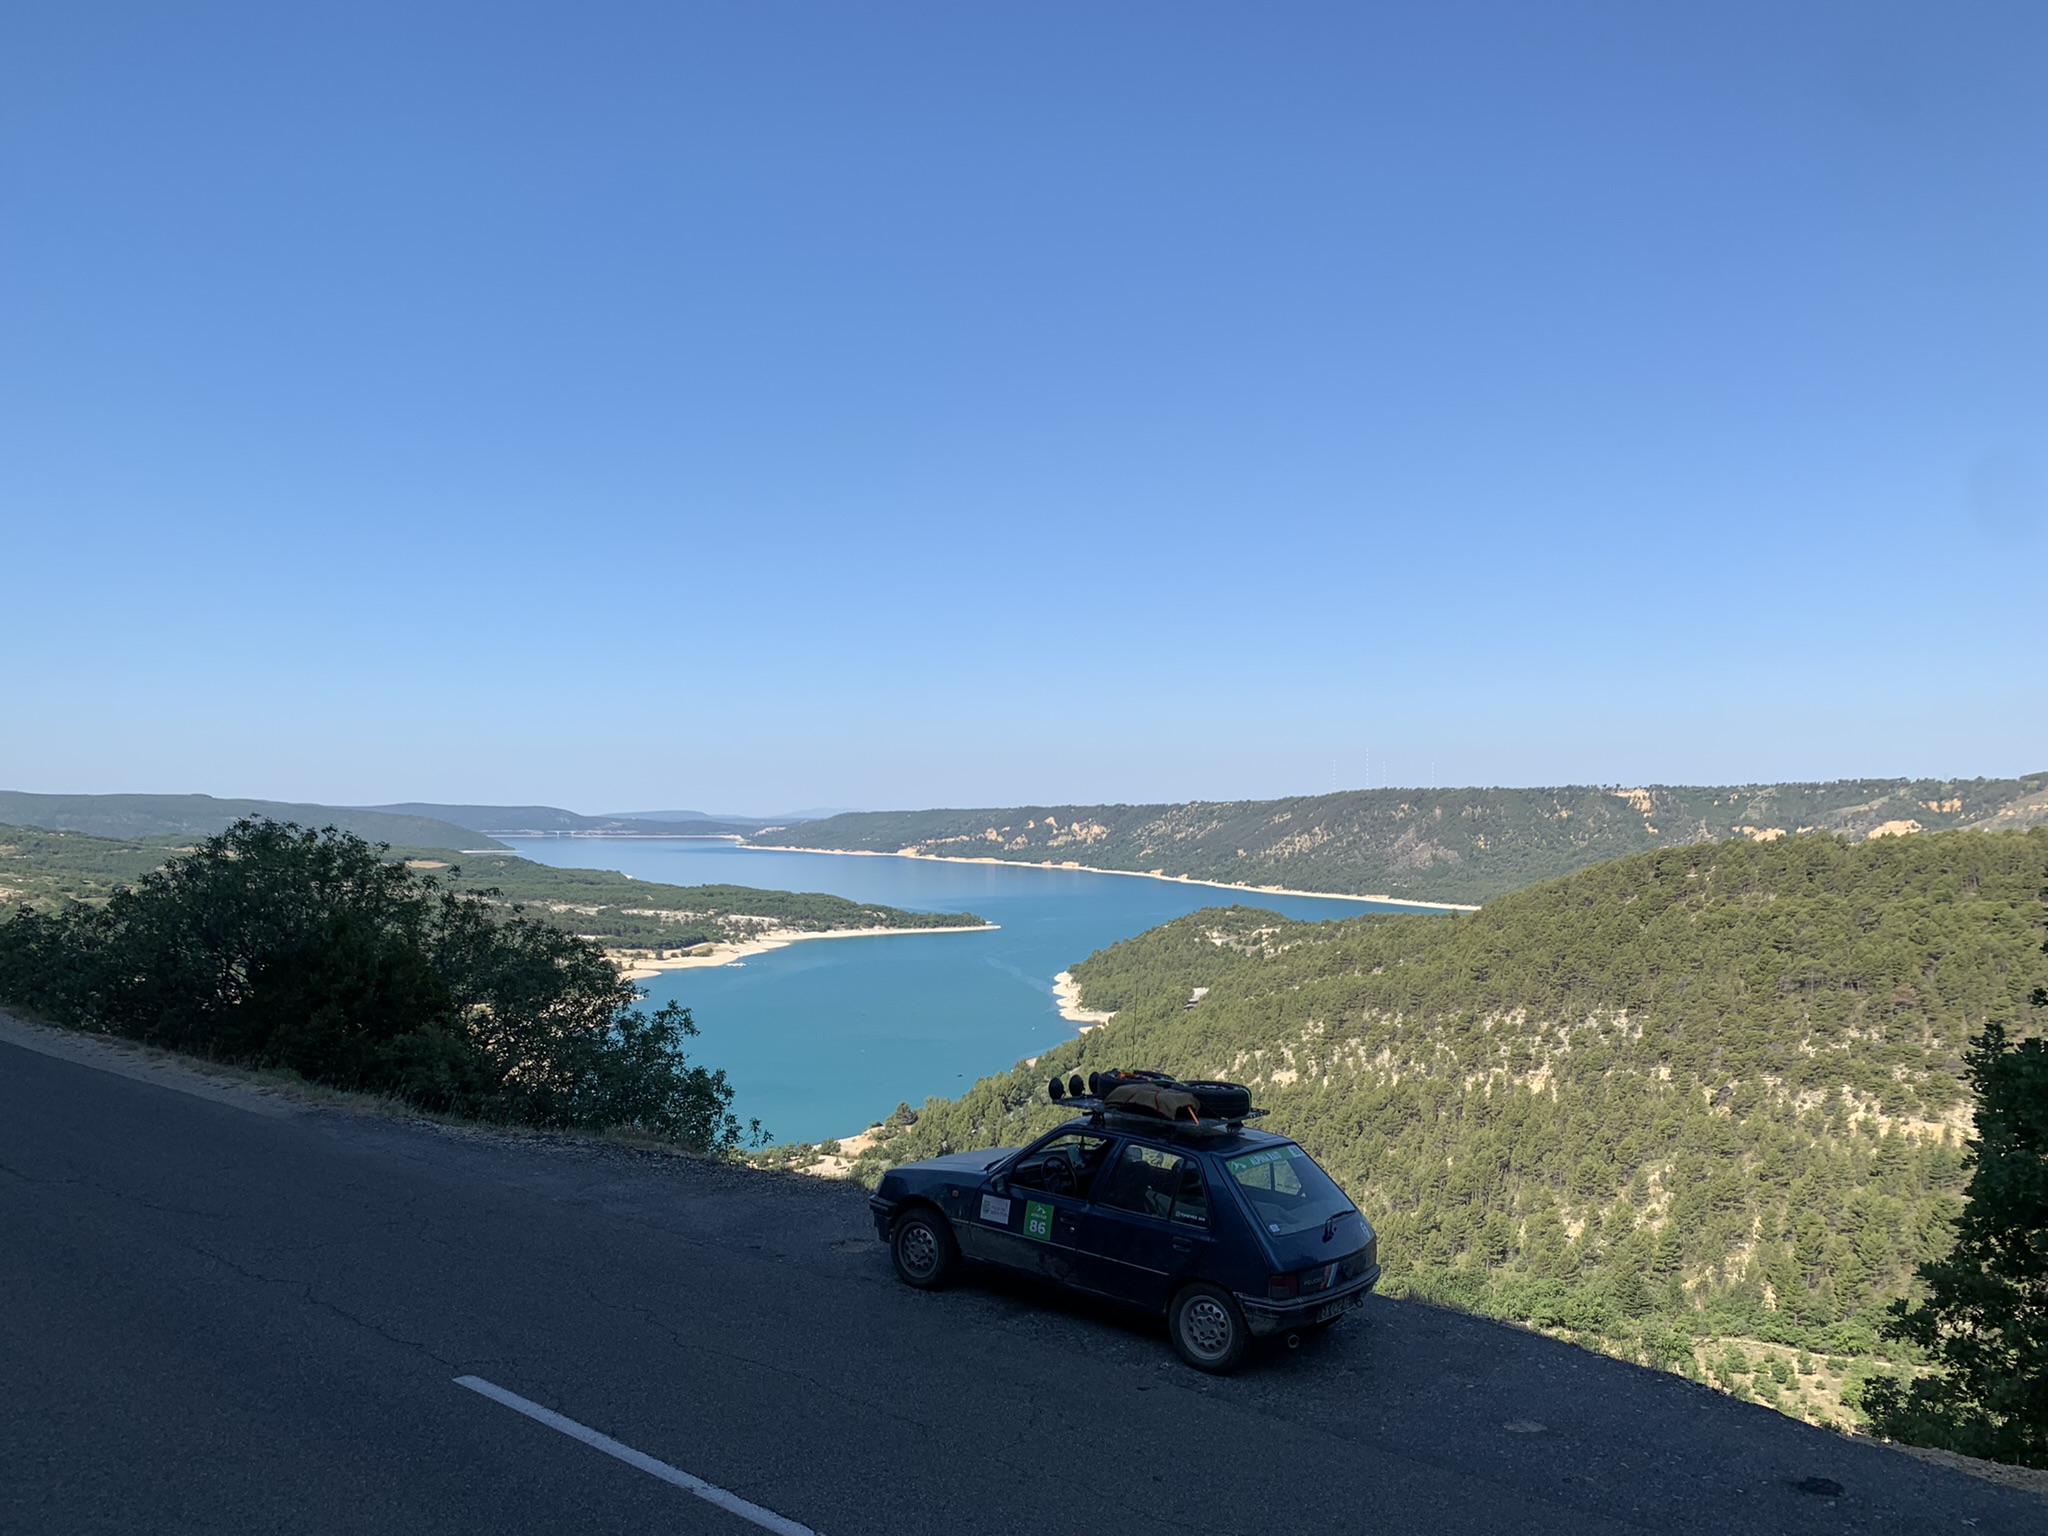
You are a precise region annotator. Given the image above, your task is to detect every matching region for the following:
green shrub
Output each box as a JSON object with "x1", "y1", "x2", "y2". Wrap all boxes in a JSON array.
[{"x1": 0, "y1": 818, "x2": 760, "y2": 1151}]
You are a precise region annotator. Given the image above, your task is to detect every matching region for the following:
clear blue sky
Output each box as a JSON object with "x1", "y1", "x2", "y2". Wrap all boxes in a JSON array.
[{"x1": 4, "y1": 2, "x2": 2043, "y2": 813}]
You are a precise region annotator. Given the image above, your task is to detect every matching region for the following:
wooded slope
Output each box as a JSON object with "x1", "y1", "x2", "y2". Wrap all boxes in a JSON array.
[
  {"x1": 853, "y1": 828, "x2": 2048, "y2": 1411},
  {"x1": 752, "y1": 774, "x2": 2048, "y2": 903}
]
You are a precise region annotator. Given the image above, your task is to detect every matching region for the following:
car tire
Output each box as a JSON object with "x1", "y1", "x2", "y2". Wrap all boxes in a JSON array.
[
  {"x1": 891, "y1": 1206, "x2": 960, "y2": 1290},
  {"x1": 1169, "y1": 1282, "x2": 1250, "y2": 1373},
  {"x1": 1180, "y1": 1079, "x2": 1254, "y2": 1119}
]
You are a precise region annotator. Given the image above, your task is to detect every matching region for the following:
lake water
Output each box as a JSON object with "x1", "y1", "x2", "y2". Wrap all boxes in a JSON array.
[{"x1": 501, "y1": 838, "x2": 1420, "y2": 1144}]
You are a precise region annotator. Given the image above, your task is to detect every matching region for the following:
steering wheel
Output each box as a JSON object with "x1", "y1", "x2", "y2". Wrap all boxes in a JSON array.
[{"x1": 1044, "y1": 1159, "x2": 1076, "y2": 1196}]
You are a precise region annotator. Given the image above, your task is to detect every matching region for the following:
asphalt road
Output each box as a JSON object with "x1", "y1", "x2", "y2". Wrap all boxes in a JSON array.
[{"x1": 3, "y1": 1019, "x2": 2040, "y2": 1536}]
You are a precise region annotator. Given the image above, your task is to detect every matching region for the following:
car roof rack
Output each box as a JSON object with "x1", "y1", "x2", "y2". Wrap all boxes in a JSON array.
[
  {"x1": 1058, "y1": 1096, "x2": 1270, "y2": 1134},
  {"x1": 1046, "y1": 1070, "x2": 1268, "y2": 1133}
]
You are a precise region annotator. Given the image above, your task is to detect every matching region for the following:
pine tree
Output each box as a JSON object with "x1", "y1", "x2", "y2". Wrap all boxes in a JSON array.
[{"x1": 1863, "y1": 1013, "x2": 2048, "y2": 1468}]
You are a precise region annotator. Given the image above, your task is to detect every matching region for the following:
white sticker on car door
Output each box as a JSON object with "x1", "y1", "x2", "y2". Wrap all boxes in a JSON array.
[{"x1": 979, "y1": 1194, "x2": 1012, "y2": 1225}]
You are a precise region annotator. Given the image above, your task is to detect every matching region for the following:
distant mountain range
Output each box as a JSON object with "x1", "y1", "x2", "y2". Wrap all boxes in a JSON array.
[
  {"x1": 749, "y1": 773, "x2": 2048, "y2": 903},
  {"x1": 366, "y1": 804, "x2": 765, "y2": 839},
  {"x1": 603, "y1": 807, "x2": 859, "y2": 825},
  {"x1": 0, "y1": 793, "x2": 506, "y2": 852},
  {"x1": 11, "y1": 777, "x2": 2045, "y2": 905},
  {"x1": 0, "y1": 794, "x2": 777, "y2": 847}
]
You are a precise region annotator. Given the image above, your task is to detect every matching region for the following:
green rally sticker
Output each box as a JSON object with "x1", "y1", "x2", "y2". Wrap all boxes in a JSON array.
[{"x1": 1024, "y1": 1201, "x2": 1054, "y2": 1241}]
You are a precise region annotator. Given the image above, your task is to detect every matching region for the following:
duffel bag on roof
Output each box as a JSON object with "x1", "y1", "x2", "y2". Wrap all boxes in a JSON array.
[
  {"x1": 1103, "y1": 1081, "x2": 1201, "y2": 1121},
  {"x1": 1077, "y1": 1069, "x2": 1257, "y2": 1122}
]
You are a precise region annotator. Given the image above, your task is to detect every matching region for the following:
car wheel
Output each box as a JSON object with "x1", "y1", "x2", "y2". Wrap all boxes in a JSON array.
[
  {"x1": 891, "y1": 1207, "x2": 960, "y2": 1290},
  {"x1": 1180, "y1": 1080, "x2": 1254, "y2": 1120},
  {"x1": 1170, "y1": 1282, "x2": 1249, "y2": 1372}
]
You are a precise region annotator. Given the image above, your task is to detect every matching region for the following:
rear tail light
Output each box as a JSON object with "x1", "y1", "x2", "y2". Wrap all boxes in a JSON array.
[{"x1": 1272, "y1": 1264, "x2": 1341, "y2": 1301}]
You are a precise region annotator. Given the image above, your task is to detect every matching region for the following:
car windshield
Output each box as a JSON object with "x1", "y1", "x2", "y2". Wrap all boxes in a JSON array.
[
  {"x1": 1223, "y1": 1143, "x2": 1354, "y2": 1237},
  {"x1": 1007, "y1": 1133, "x2": 1113, "y2": 1198}
]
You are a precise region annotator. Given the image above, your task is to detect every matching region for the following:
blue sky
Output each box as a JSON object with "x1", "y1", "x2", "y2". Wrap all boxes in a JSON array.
[{"x1": 4, "y1": 2, "x2": 2043, "y2": 812}]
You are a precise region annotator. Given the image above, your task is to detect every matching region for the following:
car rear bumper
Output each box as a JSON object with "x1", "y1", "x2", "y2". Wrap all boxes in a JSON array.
[{"x1": 1238, "y1": 1265, "x2": 1381, "y2": 1335}]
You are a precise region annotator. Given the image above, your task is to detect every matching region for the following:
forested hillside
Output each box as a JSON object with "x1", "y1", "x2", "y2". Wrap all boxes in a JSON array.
[
  {"x1": 0, "y1": 824, "x2": 984, "y2": 953},
  {"x1": 0, "y1": 824, "x2": 192, "y2": 907},
  {"x1": 850, "y1": 828, "x2": 2048, "y2": 1424},
  {"x1": 751, "y1": 774, "x2": 2048, "y2": 903}
]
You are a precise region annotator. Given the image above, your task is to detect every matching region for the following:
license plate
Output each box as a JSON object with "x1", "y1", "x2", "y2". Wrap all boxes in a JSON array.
[{"x1": 1313, "y1": 1292, "x2": 1366, "y2": 1324}]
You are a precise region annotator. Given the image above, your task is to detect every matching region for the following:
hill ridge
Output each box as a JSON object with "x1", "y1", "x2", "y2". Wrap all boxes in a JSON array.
[{"x1": 748, "y1": 773, "x2": 2048, "y2": 904}]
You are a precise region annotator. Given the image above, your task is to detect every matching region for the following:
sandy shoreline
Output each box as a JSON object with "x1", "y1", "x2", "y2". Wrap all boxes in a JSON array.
[
  {"x1": 612, "y1": 921, "x2": 996, "y2": 981},
  {"x1": 797, "y1": 1123, "x2": 887, "y2": 1179},
  {"x1": 749, "y1": 843, "x2": 1479, "y2": 912},
  {"x1": 1052, "y1": 969, "x2": 1115, "y2": 1029}
]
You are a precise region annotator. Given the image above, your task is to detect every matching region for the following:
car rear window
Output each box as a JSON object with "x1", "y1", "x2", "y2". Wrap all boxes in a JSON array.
[{"x1": 1224, "y1": 1144, "x2": 1353, "y2": 1237}]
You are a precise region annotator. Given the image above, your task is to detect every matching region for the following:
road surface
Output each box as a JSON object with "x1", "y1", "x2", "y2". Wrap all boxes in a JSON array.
[{"x1": 2, "y1": 1016, "x2": 2039, "y2": 1534}]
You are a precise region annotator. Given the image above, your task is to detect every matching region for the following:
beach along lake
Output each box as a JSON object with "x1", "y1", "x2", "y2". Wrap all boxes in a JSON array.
[{"x1": 500, "y1": 838, "x2": 1423, "y2": 1144}]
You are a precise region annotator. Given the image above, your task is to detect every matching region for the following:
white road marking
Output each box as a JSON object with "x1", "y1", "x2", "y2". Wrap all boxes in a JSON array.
[{"x1": 453, "y1": 1375, "x2": 823, "y2": 1536}]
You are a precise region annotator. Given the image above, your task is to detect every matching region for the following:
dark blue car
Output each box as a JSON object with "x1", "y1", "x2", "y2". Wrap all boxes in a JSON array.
[{"x1": 870, "y1": 1112, "x2": 1380, "y2": 1371}]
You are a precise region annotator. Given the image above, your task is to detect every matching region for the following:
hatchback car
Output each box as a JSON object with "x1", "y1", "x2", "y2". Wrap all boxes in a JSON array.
[{"x1": 870, "y1": 1113, "x2": 1380, "y2": 1371}]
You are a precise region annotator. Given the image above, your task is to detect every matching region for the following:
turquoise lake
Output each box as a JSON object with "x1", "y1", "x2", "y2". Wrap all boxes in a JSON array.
[{"x1": 501, "y1": 838, "x2": 1422, "y2": 1144}]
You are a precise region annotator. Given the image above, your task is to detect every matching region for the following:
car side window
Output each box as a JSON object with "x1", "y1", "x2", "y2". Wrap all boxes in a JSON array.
[
  {"x1": 1008, "y1": 1134, "x2": 1111, "y2": 1197},
  {"x1": 1096, "y1": 1143, "x2": 1208, "y2": 1227},
  {"x1": 1171, "y1": 1159, "x2": 1209, "y2": 1227}
]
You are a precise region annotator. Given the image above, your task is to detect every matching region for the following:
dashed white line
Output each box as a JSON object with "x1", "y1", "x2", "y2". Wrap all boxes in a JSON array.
[{"x1": 454, "y1": 1374, "x2": 823, "y2": 1536}]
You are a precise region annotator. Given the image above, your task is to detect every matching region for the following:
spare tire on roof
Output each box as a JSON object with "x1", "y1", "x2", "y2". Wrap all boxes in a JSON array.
[{"x1": 1179, "y1": 1080, "x2": 1254, "y2": 1120}]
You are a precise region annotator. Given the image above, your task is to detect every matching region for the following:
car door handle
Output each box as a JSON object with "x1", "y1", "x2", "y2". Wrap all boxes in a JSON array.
[{"x1": 1172, "y1": 1239, "x2": 1193, "y2": 1253}]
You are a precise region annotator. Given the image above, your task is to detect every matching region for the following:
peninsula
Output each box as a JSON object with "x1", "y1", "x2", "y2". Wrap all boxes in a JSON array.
[{"x1": 0, "y1": 822, "x2": 991, "y2": 974}]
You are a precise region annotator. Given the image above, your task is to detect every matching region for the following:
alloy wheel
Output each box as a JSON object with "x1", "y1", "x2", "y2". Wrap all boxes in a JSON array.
[
  {"x1": 899, "y1": 1221, "x2": 939, "y2": 1279},
  {"x1": 1181, "y1": 1296, "x2": 1235, "y2": 1360}
]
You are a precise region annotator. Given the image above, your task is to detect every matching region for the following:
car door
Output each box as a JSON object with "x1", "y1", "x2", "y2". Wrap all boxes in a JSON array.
[
  {"x1": 1080, "y1": 1140, "x2": 1215, "y2": 1311},
  {"x1": 971, "y1": 1131, "x2": 1113, "y2": 1285}
]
